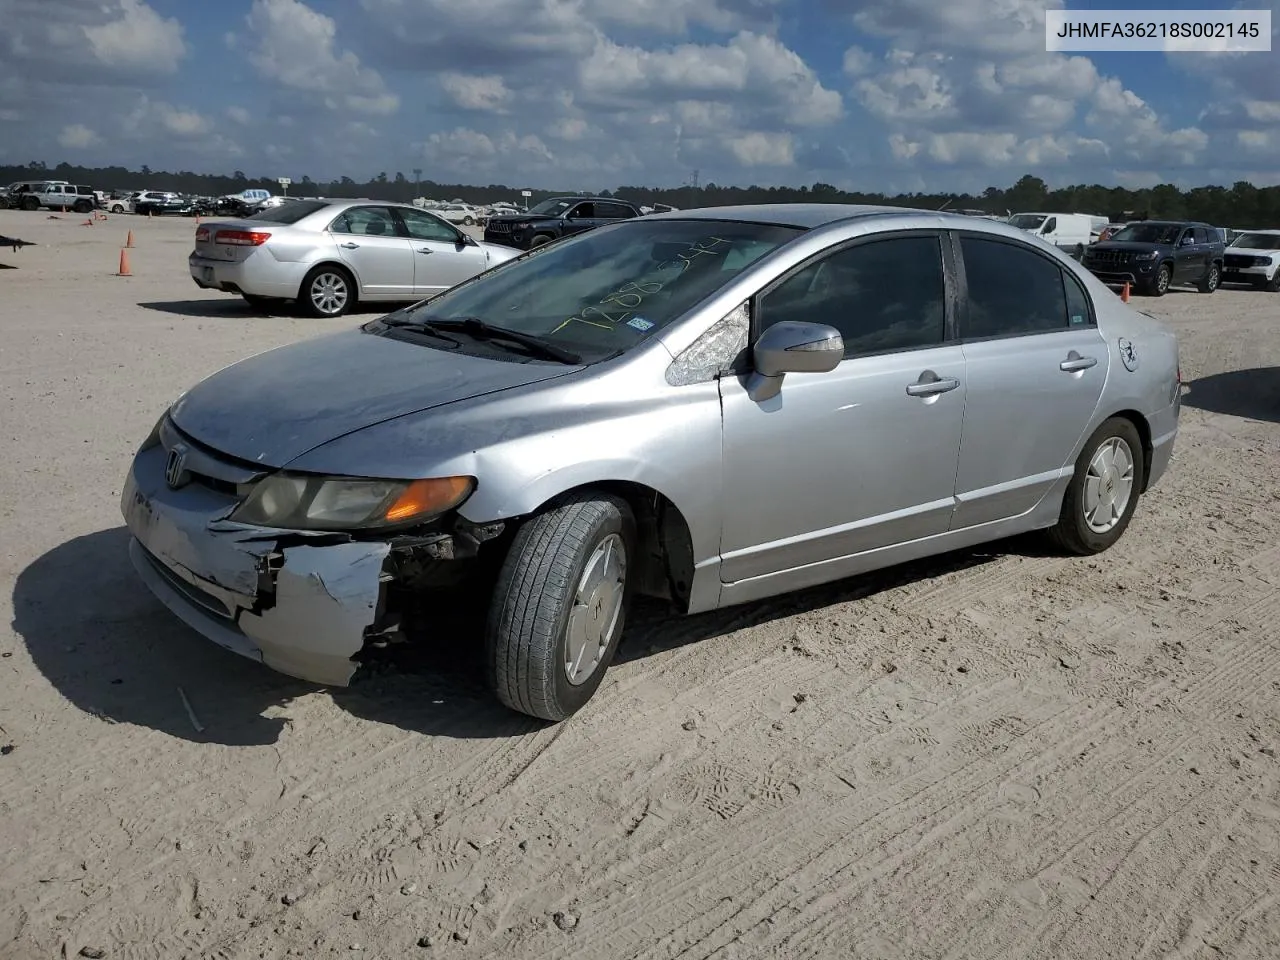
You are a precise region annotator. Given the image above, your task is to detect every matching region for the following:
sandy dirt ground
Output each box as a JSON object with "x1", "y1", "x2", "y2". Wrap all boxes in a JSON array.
[{"x1": 1, "y1": 207, "x2": 1279, "y2": 960}]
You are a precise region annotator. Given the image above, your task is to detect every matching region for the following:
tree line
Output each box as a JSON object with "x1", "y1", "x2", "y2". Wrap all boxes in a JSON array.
[{"x1": 5, "y1": 161, "x2": 1279, "y2": 228}]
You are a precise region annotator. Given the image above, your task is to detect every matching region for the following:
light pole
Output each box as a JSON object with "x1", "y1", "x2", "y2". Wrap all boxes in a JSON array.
[{"x1": 413, "y1": 167, "x2": 422, "y2": 201}]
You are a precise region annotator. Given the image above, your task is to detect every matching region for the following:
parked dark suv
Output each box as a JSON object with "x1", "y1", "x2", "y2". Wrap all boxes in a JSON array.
[
  {"x1": 483, "y1": 196, "x2": 641, "y2": 249},
  {"x1": 1080, "y1": 220, "x2": 1225, "y2": 297}
]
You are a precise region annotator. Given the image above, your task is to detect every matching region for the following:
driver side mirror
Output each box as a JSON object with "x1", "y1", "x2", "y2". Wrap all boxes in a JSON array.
[
  {"x1": 747, "y1": 320, "x2": 844, "y2": 402},
  {"x1": 459, "y1": 232, "x2": 477, "y2": 247}
]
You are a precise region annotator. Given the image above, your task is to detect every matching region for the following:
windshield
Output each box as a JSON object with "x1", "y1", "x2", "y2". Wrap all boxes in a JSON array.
[
  {"x1": 1008, "y1": 214, "x2": 1047, "y2": 230},
  {"x1": 384, "y1": 218, "x2": 802, "y2": 361},
  {"x1": 1230, "y1": 232, "x2": 1280, "y2": 251},
  {"x1": 245, "y1": 199, "x2": 330, "y2": 223},
  {"x1": 528, "y1": 198, "x2": 573, "y2": 217},
  {"x1": 1109, "y1": 223, "x2": 1183, "y2": 244}
]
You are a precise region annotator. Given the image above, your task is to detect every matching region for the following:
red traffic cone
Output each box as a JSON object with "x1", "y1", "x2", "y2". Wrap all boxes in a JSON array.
[{"x1": 116, "y1": 248, "x2": 132, "y2": 276}]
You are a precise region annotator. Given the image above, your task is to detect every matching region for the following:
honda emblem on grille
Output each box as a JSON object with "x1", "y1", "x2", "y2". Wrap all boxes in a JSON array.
[{"x1": 165, "y1": 443, "x2": 190, "y2": 489}]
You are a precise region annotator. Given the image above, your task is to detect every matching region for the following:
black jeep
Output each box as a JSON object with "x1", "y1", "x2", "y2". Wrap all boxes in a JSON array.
[
  {"x1": 483, "y1": 196, "x2": 641, "y2": 250},
  {"x1": 1080, "y1": 220, "x2": 1225, "y2": 297}
]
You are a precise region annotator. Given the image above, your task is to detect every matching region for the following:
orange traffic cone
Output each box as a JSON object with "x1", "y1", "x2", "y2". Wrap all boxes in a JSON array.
[
  {"x1": 116, "y1": 248, "x2": 132, "y2": 276},
  {"x1": 147, "y1": 209, "x2": 153, "y2": 219},
  {"x1": 82, "y1": 218, "x2": 94, "y2": 226},
  {"x1": 1120, "y1": 281, "x2": 1130, "y2": 302},
  {"x1": 125, "y1": 230, "x2": 134, "y2": 248}
]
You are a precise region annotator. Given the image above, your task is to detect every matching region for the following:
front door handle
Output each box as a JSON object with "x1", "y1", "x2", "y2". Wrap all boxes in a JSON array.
[
  {"x1": 906, "y1": 376, "x2": 960, "y2": 397},
  {"x1": 339, "y1": 242, "x2": 359, "y2": 249},
  {"x1": 1060, "y1": 354, "x2": 1098, "y2": 372},
  {"x1": 415, "y1": 247, "x2": 433, "y2": 254}
]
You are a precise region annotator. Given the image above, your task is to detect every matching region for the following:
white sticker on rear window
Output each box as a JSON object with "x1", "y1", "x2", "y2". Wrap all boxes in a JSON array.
[{"x1": 627, "y1": 316, "x2": 654, "y2": 332}]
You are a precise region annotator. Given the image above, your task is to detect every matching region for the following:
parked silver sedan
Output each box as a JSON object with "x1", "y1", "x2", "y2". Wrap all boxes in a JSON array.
[
  {"x1": 126, "y1": 204, "x2": 1181, "y2": 720},
  {"x1": 188, "y1": 198, "x2": 519, "y2": 316}
]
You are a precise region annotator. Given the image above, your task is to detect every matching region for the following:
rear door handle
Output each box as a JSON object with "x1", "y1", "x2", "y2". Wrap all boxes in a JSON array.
[
  {"x1": 906, "y1": 377, "x2": 960, "y2": 397},
  {"x1": 415, "y1": 247, "x2": 433, "y2": 254},
  {"x1": 1060, "y1": 355, "x2": 1097, "y2": 372},
  {"x1": 339, "y1": 242, "x2": 359, "y2": 249}
]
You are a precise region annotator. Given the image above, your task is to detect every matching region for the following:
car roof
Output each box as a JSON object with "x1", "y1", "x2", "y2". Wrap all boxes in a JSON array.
[
  {"x1": 645, "y1": 202, "x2": 951, "y2": 229},
  {"x1": 1237, "y1": 228, "x2": 1280, "y2": 235}
]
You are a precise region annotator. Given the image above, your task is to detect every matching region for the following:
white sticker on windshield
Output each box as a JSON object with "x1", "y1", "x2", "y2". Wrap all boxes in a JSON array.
[{"x1": 627, "y1": 316, "x2": 655, "y2": 332}]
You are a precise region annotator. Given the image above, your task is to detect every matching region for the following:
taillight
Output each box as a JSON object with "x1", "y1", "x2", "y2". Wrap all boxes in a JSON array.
[
  {"x1": 195, "y1": 226, "x2": 209, "y2": 242},
  {"x1": 214, "y1": 229, "x2": 271, "y2": 246}
]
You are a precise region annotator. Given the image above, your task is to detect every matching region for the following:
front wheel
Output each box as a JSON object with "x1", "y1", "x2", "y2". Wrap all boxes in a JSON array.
[
  {"x1": 299, "y1": 264, "x2": 355, "y2": 318},
  {"x1": 111, "y1": 204, "x2": 125, "y2": 214},
  {"x1": 529, "y1": 233, "x2": 553, "y2": 248},
  {"x1": 1267, "y1": 271, "x2": 1280, "y2": 293},
  {"x1": 463, "y1": 215, "x2": 474, "y2": 225},
  {"x1": 1197, "y1": 262, "x2": 1221, "y2": 293},
  {"x1": 486, "y1": 492, "x2": 635, "y2": 721},
  {"x1": 1046, "y1": 416, "x2": 1144, "y2": 556},
  {"x1": 20, "y1": 197, "x2": 38, "y2": 211},
  {"x1": 1145, "y1": 262, "x2": 1171, "y2": 297}
]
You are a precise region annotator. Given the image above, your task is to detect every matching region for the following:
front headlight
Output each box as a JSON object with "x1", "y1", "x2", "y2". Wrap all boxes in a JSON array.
[
  {"x1": 1132, "y1": 251, "x2": 1158, "y2": 260},
  {"x1": 230, "y1": 473, "x2": 475, "y2": 531}
]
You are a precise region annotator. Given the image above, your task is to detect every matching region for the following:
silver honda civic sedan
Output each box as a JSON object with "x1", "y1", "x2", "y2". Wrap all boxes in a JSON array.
[
  {"x1": 125, "y1": 204, "x2": 1181, "y2": 720},
  {"x1": 188, "y1": 198, "x2": 520, "y2": 317}
]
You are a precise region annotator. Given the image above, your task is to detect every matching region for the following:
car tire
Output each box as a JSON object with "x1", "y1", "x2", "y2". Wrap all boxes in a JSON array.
[
  {"x1": 1046, "y1": 416, "x2": 1145, "y2": 557},
  {"x1": 529, "y1": 233, "x2": 554, "y2": 248},
  {"x1": 72, "y1": 199, "x2": 92, "y2": 213},
  {"x1": 299, "y1": 264, "x2": 355, "y2": 318},
  {"x1": 463, "y1": 216, "x2": 474, "y2": 226},
  {"x1": 1197, "y1": 262, "x2": 1221, "y2": 293},
  {"x1": 485, "y1": 491, "x2": 636, "y2": 721},
  {"x1": 1268, "y1": 271, "x2": 1280, "y2": 293},
  {"x1": 20, "y1": 197, "x2": 38, "y2": 211},
  {"x1": 1144, "y1": 262, "x2": 1172, "y2": 297}
]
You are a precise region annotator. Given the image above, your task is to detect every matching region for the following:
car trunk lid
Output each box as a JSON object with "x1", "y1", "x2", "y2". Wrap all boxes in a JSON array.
[{"x1": 194, "y1": 218, "x2": 280, "y2": 262}]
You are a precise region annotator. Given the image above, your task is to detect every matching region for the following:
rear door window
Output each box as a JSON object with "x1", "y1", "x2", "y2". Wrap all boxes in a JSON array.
[{"x1": 959, "y1": 236, "x2": 1078, "y2": 337}]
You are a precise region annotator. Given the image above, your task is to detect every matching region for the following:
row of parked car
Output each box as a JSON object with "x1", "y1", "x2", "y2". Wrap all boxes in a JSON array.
[
  {"x1": 0, "y1": 180, "x2": 291, "y2": 218},
  {"x1": 1002, "y1": 210, "x2": 1280, "y2": 296}
]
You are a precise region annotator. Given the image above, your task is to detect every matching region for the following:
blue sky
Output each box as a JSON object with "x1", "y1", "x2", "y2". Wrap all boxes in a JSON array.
[{"x1": 1, "y1": 0, "x2": 1276, "y2": 194}]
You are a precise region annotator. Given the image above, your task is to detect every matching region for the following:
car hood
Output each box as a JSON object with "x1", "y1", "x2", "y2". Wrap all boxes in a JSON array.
[
  {"x1": 486, "y1": 215, "x2": 544, "y2": 225},
  {"x1": 1087, "y1": 241, "x2": 1170, "y2": 253},
  {"x1": 169, "y1": 327, "x2": 578, "y2": 468}
]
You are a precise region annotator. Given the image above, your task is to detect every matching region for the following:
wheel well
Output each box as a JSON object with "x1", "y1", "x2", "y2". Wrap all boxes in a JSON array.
[
  {"x1": 1111, "y1": 409, "x2": 1154, "y2": 492},
  {"x1": 523, "y1": 480, "x2": 696, "y2": 612},
  {"x1": 301, "y1": 261, "x2": 357, "y2": 301}
]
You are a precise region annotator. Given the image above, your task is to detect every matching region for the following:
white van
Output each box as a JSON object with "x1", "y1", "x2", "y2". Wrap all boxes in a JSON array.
[{"x1": 1007, "y1": 212, "x2": 1097, "y2": 256}]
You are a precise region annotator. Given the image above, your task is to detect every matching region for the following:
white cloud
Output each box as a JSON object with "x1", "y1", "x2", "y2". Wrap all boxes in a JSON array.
[
  {"x1": 418, "y1": 127, "x2": 556, "y2": 173},
  {"x1": 58, "y1": 124, "x2": 100, "y2": 149},
  {"x1": 439, "y1": 73, "x2": 512, "y2": 112},
  {"x1": 726, "y1": 130, "x2": 794, "y2": 166},
  {"x1": 0, "y1": 0, "x2": 187, "y2": 79},
  {"x1": 83, "y1": 0, "x2": 187, "y2": 73},
  {"x1": 245, "y1": 0, "x2": 399, "y2": 115}
]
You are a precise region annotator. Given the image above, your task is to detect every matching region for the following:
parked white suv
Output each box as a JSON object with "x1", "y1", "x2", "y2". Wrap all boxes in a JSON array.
[
  {"x1": 1222, "y1": 230, "x2": 1280, "y2": 291},
  {"x1": 435, "y1": 203, "x2": 484, "y2": 226}
]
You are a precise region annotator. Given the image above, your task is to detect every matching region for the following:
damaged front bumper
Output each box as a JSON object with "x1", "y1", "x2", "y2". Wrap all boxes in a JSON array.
[{"x1": 121, "y1": 442, "x2": 395, "y2": 686}]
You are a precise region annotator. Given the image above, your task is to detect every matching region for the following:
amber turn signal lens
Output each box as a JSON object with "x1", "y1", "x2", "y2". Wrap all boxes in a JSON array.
[{"x1": 383, "y1": 476, "x2": 474, "y2": 522}]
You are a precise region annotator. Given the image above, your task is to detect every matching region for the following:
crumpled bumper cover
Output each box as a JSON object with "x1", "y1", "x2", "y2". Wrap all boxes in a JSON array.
[{"x1": 121, "y1": 443, "x2": 391, "y2": 686}]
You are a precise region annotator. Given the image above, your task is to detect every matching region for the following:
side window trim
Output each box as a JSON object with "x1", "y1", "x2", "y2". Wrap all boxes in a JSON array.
[
  {"x1": 749, "y1": 229, "x2": 957, "y2": 361},
  {"x1": 947, "y1": 230, "x2": 1096, "y2": 342}
]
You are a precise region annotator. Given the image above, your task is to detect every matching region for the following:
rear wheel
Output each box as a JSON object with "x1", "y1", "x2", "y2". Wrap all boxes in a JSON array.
[
  {"x1": 463, "y1": 215, "x2": 475, "y2": 226},
  {"x1": 299, "y1": 264, "x2": 355, "y2": 318},
  {"x1": 1046, "y1": 417, "x2": 1144, "y2": 556},
  {"x1": 73, "y1": 199, "x2": 93, "y2": 214},
  {"x1": 110, "y1": 203, "x2": 125, "y2": 214},
  {"x1": 486, "y1": 491, "x2": 635, "y2": 721},
  {"x1": 1197, "y1": 262, "x2": 1221, "y2": 293}
]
